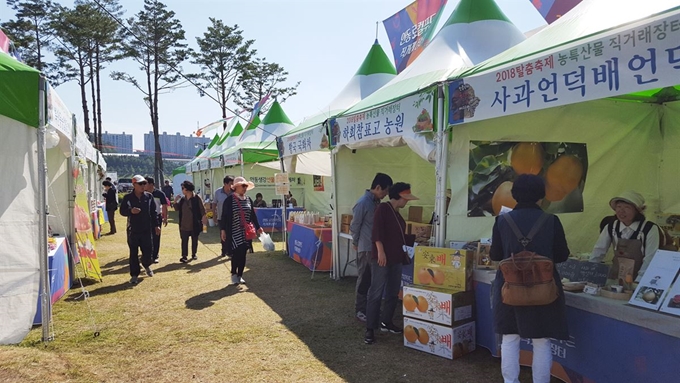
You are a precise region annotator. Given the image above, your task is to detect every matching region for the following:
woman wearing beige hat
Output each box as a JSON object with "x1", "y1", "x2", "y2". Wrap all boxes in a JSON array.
[
  {"x1": 589, "y1": 191, "x2": 660, "y2": 283},
  {"x1": 220, "y1": 177, "x2": 263, "y2": 285}
]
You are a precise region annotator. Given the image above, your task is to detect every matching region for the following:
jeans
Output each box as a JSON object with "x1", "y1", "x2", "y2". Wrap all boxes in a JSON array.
[
  {"x1": 180, "y1": 230, "x2": 199, "y2": 258},
  {"x1": 365, "y1": 258, "x2": 402, "y2": 330},
  {"x1": 107, "y1": 209, "x2": 117, "y2": 233},
  {"x1": 354, "y1": 251, "x2": 372, "y2": 314},
  {"x1": 152, "y1": 215, "x2": 162, "y2": 258},
  {"x1": 128, "y1": 231, "x2": 152, "y2": 277},
  {"x1": 501, "y1": 334, "x2": 552, "y2": 383},
  {"x1": 231, "y1": 244, "x2": 248, "y2": 276}
]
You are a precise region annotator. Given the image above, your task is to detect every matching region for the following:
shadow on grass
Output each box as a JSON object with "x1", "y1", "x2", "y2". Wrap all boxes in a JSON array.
[
  {"x1": 65, "y1": 281, "x2": 139, "y2": 301},
  {"x1": 242, "y1": 251, "x2": 550, "y2": 383},
  {"x1": 101, "y1": 257, "x2": 128, "y2": 269},
  {"x1": 185, "y1": 285, "x2": 239, "y2": 310}
]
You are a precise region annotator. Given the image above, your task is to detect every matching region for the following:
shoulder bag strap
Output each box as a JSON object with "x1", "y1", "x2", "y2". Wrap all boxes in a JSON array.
[
  {"x1": 503, "y1": 212, "x2": 550, "y2": 249},
  {"x1": 387, "y1": 202, "x2": 407, "y2": 245},
  {"x1": 235, "y1": 196, "x2": 248, "y2": 227}
]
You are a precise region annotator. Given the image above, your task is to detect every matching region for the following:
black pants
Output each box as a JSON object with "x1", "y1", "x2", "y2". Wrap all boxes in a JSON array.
[
  {"x1": 152, "y1": 214, "x2": 162, "y2": 258},
  {"x1": 218, "y1": 220, "x2": 230, "y2": 256},
  {"x1": 180, "y1": 230, "x2": 199, "y2": 258},
  {"x1": 231, "y1": 244, "x2": 249, "y2": 277},
  {"x1": 128, "y1": 231, "x2": 153, "y2": 277},
  {"x1": 107, "y1": 208, "x2": 117, "y2": 233}
]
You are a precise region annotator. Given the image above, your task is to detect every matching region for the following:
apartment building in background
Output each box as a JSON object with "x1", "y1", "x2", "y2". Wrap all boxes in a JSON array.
[
  {"x1": 144, "y1": 132, "x2": 211, "y2": 158},
  {"x1": 90, "y1": 131, "x2": 134, "y2": 154}
]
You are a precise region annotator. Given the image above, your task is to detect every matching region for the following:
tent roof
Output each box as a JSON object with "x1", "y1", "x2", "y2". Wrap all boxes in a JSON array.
[
  {"x1": 172, "y1": 166, "x2": 186, "y2": 176},
  {"x1": 283, "y1": 41, "x2": 397, "y2": 138},
  {"x1": 0, "y1": 52, "x2": 40, "y2": 127},
  {"x1": 207, "y1": 134, "x2": 220, "y2": 149},
  {"x1": 355, "y1": 40, "x2": 398, "y2": 76},
  {"x1": 449, "y1": 0, "x2": 680, "y2": 106},
  {"x1": 344, "y1": 0, "x2": 525, "y2": 115},
  {"x1": 262, "y1": 100, "x2": 293, "y2": 125}
]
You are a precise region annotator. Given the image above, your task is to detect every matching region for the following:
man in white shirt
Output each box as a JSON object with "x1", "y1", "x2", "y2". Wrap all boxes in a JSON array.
[{"x1": 214, "y1": 175, "x2": 234, "y2": 258}]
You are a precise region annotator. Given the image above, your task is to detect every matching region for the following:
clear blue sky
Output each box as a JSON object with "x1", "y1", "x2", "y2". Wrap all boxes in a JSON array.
[{"x1": 1, "y1": 0, "x2": 545, "y2": 150}]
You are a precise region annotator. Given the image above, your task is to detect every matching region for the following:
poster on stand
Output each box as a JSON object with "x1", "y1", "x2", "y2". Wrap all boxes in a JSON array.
[
  {"x1": 467, "y1": 141, "x2": 588, "y2": 217},
  {"x1": 73, "y1": 159, "x2": 102, "y2": 281},
  {"x1": 313, "y1": 175, "x2": 324, "y2": 191},
  {"x1": 659, "y1": 276, "x2": 680, "y2": 316},
  {"x1": 629, "y1": 250, "x2": 680, "y2": 311}
]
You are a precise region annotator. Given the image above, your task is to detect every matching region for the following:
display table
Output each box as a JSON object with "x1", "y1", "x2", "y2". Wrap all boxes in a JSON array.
[
  {"x1": 255, "y1": 207, "x2": 304, "y2": 232},
  {"x1": 473, "y1": 270, "x2": 680, "y2": 383},
  {"x1": 34, "y1": 237, "x2": 71, "y2": 325},
  {"x1": 286, "y1": 221, "x2": 332, "y2": 271}
]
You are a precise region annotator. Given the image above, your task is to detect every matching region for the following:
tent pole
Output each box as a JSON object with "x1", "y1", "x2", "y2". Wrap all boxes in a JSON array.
[
  {"x1": 239, "y1": 150, "x2": 244, "y2": 177},
  {"x1": 435, "y1": 85, "x2": 447, "y2": 248},
  {"x1": 68, "y1": 114, "x2": 76, "y2": 286},
  {"x1": 280, "y1": 157, "x2": 288, "y2": 255},
  {"x1": 330, "y1": 148, "x2": 340, "y2": 280},
  {"x1": 38, "y1": 78, "x2": 52, "y2": 342}
]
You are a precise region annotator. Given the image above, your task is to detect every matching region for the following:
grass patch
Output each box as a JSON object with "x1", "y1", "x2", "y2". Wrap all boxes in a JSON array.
[{"x1": 0, "y1": 211, "x2": 556, "y2": 382}]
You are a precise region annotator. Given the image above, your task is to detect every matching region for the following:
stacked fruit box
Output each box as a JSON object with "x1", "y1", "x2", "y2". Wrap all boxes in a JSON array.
[{"x1": 402, "y1": 246, "x2": 476, "y2": 359}]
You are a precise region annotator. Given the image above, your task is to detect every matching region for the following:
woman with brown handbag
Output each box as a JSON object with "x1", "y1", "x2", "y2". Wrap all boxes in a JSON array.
[
  {"x1": 220, "y1": 177, "x2": 263, "y2": 285},
  {"x1": 490, "y1": 175, "x2": 570, "y2": 383}
]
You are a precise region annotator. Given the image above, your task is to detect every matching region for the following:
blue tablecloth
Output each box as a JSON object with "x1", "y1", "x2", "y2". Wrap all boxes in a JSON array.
[
  {"x1": 34, "y1": 237, "x2": 71, "y2": 325},
  {"x1": 474, "y1": 273, "x2": 680, "y2": 383},
  {"x1": 254, "y1": 208, "x2": 304, "y2": 232}
]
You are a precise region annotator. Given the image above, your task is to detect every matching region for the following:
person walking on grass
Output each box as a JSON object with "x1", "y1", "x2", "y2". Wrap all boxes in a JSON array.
[
  {"x1": 214, "y1": 175, "x2": 234, "y2": 259},
  {"x1": 119, "y1": 175, "x2": 161, "y2": 284},
  {"x1": 350, "y1": 172, "x2": 393, "y2": 323},
  {"x1": 177, "y1": 181, "x2": 207, "y2": 263},
  {"x1": 220, "y1": 177, "x2": 263, "y2": 285},
  {"x1": 102, "y1": 180, "x2": 118, "y2": 235},
  {"x1": 162, "y1": 180, "x2": 174, "y2": 203},
  {"x1": 145, "y1": 177, "x2": 168, "y2": 264},
  {"x1": 364, "y1": 182, "x2": 418, "y2": 345}
]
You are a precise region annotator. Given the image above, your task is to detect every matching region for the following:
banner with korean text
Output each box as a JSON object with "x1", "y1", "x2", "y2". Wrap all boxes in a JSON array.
[
  {"x1": 279, "y1": 124, "x2": 329, "y2": 158},
  {"x1": 330, "y1": 90, "x2": 437, "y2": 162},
  {"x1": 450, "y1": 12, "x2": 680, "y2": 126},
  {"x1": 47, "y1": 84, "x2": 72, "y2": 142},
  {"x1": 383, "y1": 0, "x2": 447, "y2": 73},
  {"x1": 223, "y1": 151, "x2": 240, "y2": 167},
  {"x1": 210, "y1": 156, "x2": 222, "y2": 169}
]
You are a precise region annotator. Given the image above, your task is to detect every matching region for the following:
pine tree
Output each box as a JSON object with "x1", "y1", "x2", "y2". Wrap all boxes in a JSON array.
[{"x1": 234, "y1": 56, "x2": 299, "y2": 115}]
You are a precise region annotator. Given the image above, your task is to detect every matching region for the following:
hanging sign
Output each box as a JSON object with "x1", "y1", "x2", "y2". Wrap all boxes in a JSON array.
[
  {"x1": 451, "y1": 12, "x2": 680, "y2": 125},
  {"x1": 210, "y1": 156, "x2": 222, "y2": 169},
  {"x1": 223, "y1": 151, "x2": 240, "y2": 167},
  {"x1": 279, "y1": 125, "x2": 329, "y2": 157},
  {"x1": 331, "y1": 91, "x2": 434, "y2": 147},
  {"x1": 47, "y1": 84, "x2": 72, "y2": 141}
]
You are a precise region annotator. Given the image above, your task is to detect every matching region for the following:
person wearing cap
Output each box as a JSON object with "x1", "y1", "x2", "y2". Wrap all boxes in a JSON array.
[
  {"x1": 102, "y1": 180, "x2": 118, "y2": 235},
  {"x1": 364, "y1": 182, "x2": 417, "y2": 345},
  {"x1": 489, "y1": 174, "x2": 570, "y2": 383},
  {"x1": 119, "y1": 175, "x2": 161, "y2": 284},
  {"x1": 589, "y1": 190, "x2": 660, "y2": 283},
  {"x1": 220, "y1": 177, "x2": 263, "y2": 285},
  {"x1": 214, "y1": 175, "x2": 235, "y2": 258},
  {"x1": 144, "y1": 177, "x2": 168, "y2": 263},
  {"x1": 177, "y1": 181, "x2": 207, "y2": 263},
  {"x1": 350, "y1": 172, "x2": 393, "y2": 324}
]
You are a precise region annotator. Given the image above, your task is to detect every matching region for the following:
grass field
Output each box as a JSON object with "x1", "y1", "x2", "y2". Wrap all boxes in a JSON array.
[{"x1": 0, "y1": 211, "x2": 554, "y2": 383}]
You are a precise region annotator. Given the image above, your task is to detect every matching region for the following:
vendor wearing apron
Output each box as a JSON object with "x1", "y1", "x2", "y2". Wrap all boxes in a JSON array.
[{"x1": 589, "y1": 191, "x2": 660, "y2": 284}]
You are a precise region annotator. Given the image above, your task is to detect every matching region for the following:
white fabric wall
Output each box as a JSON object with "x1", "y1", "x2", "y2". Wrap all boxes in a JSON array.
[
  {"x1": 0, "y1": 115, "x2": 40, "y2": 344},
  {"x1": 335, "y1": 145, "x2": 437, "y2": 221},
  {"x1": 47, "y1": 148, "x2": 70, "y2": 236},
  {"x1": 447, "y1": 99, "x2": 663, "y2": 255}
]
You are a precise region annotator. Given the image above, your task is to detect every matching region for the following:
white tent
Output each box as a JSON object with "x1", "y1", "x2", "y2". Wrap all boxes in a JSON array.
[{"x1": 444, "y1": 0, "x2": 680, "y2": 254}]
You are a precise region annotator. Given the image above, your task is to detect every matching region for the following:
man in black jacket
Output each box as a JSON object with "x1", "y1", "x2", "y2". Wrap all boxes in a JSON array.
[
  {"x1": 120, "y1": 175, "x2": 162, "y2": 284},
  {"x1": 102, "y1": 180, "x2": 118, "y2": 234}
]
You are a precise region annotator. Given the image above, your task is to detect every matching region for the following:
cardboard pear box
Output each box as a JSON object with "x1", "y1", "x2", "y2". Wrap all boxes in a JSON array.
[
  {"x1": 402, "y1": 285, "x2": 475, "y2": 327},
  {"x1": 413, "y1": 247, "x2": 474, "y2": 292},
  {"x1": 403, "y1": 317, "x2": 476, "y2": 360}
]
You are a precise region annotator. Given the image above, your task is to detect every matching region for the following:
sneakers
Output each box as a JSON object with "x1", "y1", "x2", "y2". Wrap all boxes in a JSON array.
[
  {"x1": 380, "y1": 322, "x2": 403, "y2": 334},
  {"x1": 179, "y1": 257, "x2": 188, "y2": 263},
  {"x1": 239, "y1": 277, "x2": 246, "y2": 284},
  {"x1": 153, "y1": 257, "x2": 160, "y2": 264},
  {"x1": 191, "y1": 255, "x2": 198, "y2": 261},
  {"x1": 355, "y1": 312, "x2": 367, "y2": 322},
  {"x1": 144, "y1": 266, "x2": 154, "y2": 277},
  {"x1": 129, "y1": 276, "x2": 138, "y2": 285},
  {"x1": 231, "y1": 274, "x2": 239, "y2": 285},
  {"x1": 364, "y1": 329, "x2": 375, "y2": 345}
]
